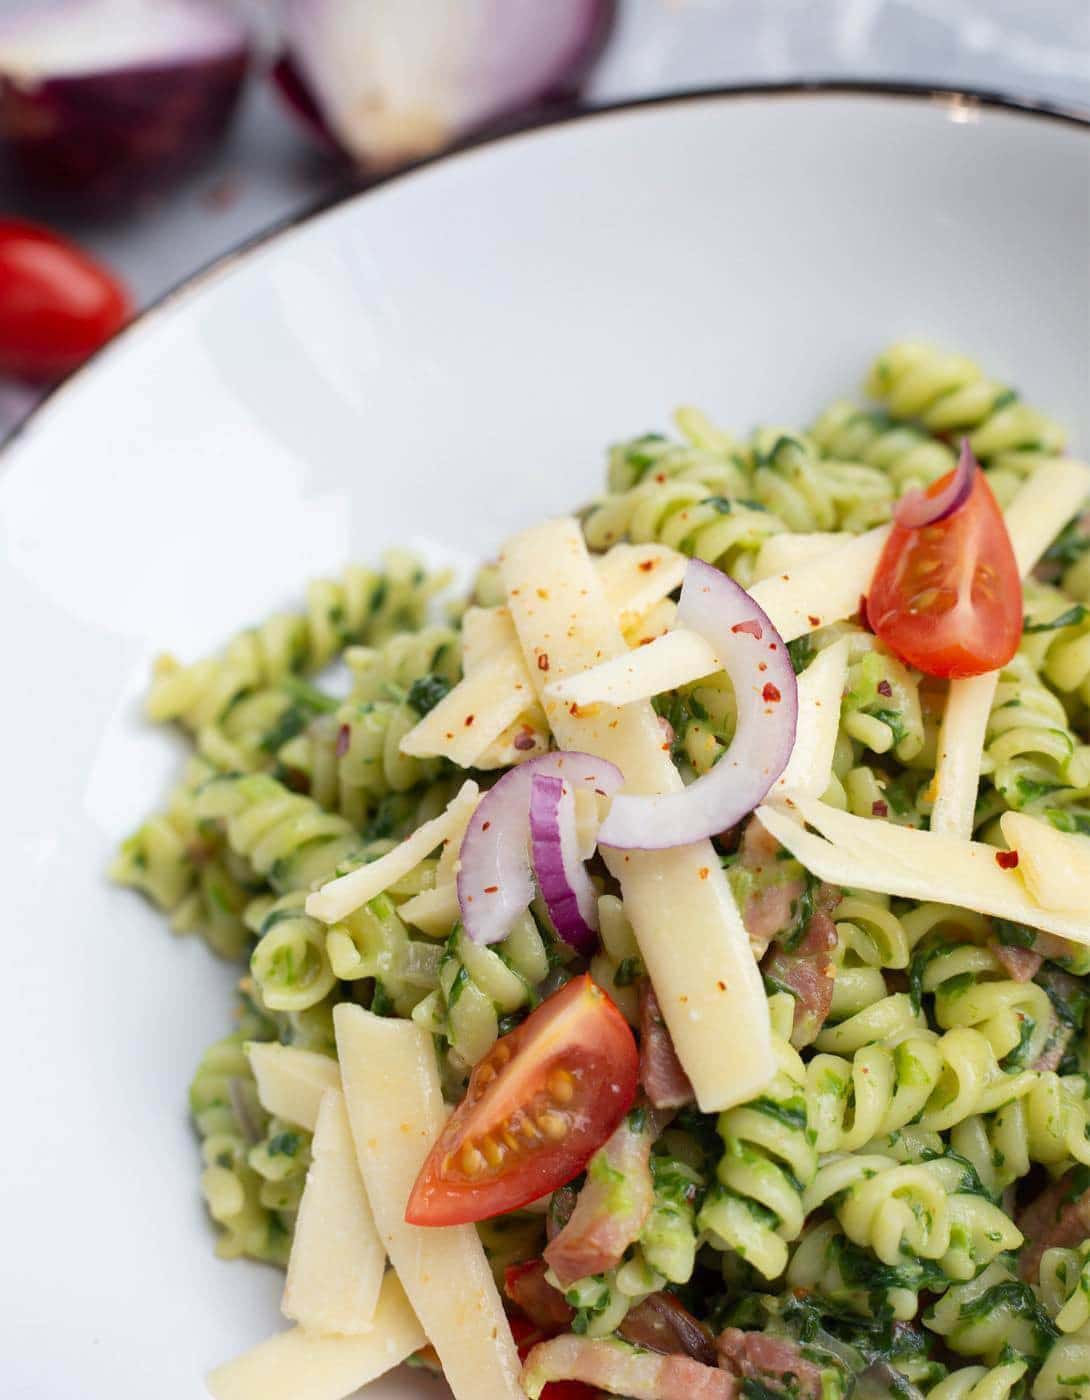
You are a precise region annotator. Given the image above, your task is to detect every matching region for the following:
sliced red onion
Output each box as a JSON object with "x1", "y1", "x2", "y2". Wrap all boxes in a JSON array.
[
  {"x1": 276, "y1": 0, "x2": 615, "y2": 171},
  {"x1": 0, "y1": 0, "x2": 250, "y2": 213},
  {"x1": 529, "y1": 775, "x2": 600, "y2": 954},
  {"x1": 596, "y1": 560, "x2": 798, "y2": 851},
  {"x1": 894, "y1": 438, "x2": 977, "y2": 529},
  {"x1": 457, "y1": 751, "x2": 622, "y2": 947}
]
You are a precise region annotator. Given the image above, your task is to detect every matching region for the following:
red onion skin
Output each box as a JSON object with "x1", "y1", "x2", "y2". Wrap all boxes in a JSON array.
[
  {"x1": 894, "y1": 438, "x2": 976, "y2": 529},
  {"x1": 273, "y1": 0, "x2": 617, "y2": 169},
  {"x1": 0, "y1": 50, "x2": 249, "y2": 215},
  {"x1": 529, "y1": 773, "x2": 598, "y2": 954}
]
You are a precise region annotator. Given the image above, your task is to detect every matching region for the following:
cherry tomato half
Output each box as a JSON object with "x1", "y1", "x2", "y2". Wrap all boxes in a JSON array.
[
  {"x1": 0, "y1": 219, "x2": 130, "y2": 381},
  {"x1": 866, "y1": 466, "x2": 1021, "y2": 678},
  {"x1": 405, "y1": 975, "x2": 638, "y2": 1226}
]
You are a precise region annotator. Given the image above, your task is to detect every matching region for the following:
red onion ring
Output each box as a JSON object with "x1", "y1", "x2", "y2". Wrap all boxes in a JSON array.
[
  {"x1": 596, "y1": 559, "x2": 798, "y2": 851},
  {"x1": 529, "y1": 774, "x2": 600, "y2": 953},
  {"x1": 457, "y1": 751, "x2": 623, "y2": 946},
  {"x1": 894, "y1": 437, "x2": 977, "y2": 529}
]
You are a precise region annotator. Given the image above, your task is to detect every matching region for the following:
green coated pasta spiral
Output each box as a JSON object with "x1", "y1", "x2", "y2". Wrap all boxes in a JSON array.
[
  {"x1": 639, "y1": 1148, "x2": 703, "y2": 1285},
  {"x1": 811, "y1": 399, "x2": 957, "y2": 493},
  {"x1": 345, "y1": 624, "x2": 461, "y2": 704},
  {"x1": 698, "y1": 995, "x2": 817, "y2": 1279},
  {"x1": 1034, "y1": 1332, "x2": 1090, "y2": 1399},
  {"x1": 111, "y1": 756, "x2": 257, "y2": 958},
  {"x1": 866, "y1": 341, "x2": 1067, "y2": 466},
  {"x1": 411, "y1": 916, "x2": 551, "y2": 1069},
  {"x1": 147, "y1": 552, "x2": 446, "y2": 730},
  {"x1": 927, "y1": 1362, "x2": 1029, "y2": 1400},
  {"x1": 194, "y1": 772, "x2": 370, "y2": 893},
  {"x1": 278, "y1": 699, "x2": 447, "y2": 831},
  {"x1": 926, "y1": 1259, "x2": 1057, "y2": 1368},
  {"x1": 745, "y1": 427, "x2": 893, "y2": 533},
  {"x1": 583, "y1": 480, "x2": 787, "y2": 586},
  {"x1": 1041, "y1": 1242, "x2": 1090, "y2": 1334},
  {"x1": 606, "y1": 410, "x2": 748, "y2": 496}
]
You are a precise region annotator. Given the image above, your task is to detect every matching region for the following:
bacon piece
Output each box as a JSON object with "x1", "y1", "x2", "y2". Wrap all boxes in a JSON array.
[
  {"x1": 989, "y1": 940, "x2": 1043, "y2": 982},
  {"x1": 761, "y1": 907, "x2": 839, "y2": 1046},
  {"x1": 738, "y1": 820, "x2": 805, "y2": 959},
  {"x1": 1016, "y1": 1170, "x2": 1090, "y2": 1282},
  {"x1": 639, "y1": 981, "x2": 694, "y2": 1109},
  {"x1": 504, "y1": 1258, "x2": 574, "y2": 1333},
  {"x1": 619, "y1": 1292, "x2": 716, "y2": 1365},
  {"x1": 1032, "y1": 1026, "x2": 1073, "y2": 1072},
  {"x1": 543, "y1": 1108, "x2": 660, "y2": 1289},
  {"x1": 521, "y1": 1335, "x2": 739, "y2": 1400},
  {"x1": 716, "y1": 1329, "x2": 825, "y2": 1399}
]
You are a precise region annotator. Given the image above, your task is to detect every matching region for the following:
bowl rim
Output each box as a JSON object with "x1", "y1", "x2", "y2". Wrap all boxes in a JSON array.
[{"x1": 3, "y1": 78, "x2": 1087, "y2": 462}]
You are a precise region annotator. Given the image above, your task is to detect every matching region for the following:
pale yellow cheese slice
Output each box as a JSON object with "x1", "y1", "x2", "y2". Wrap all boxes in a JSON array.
[
  {"x1": 1000, "y1": 812, "x2": 1090, "y2": 915},
  {"x1": 281, "y1": 1088, "x2": 385, "y2": 1335},
  {"x1": 398, "y1": 644, "x2": 535, "y2": 766},
  {"x1": 928, "y1": 458, "x2": 1090, "y2": 841},
  {"x1": 500, "y1": 517, "x2": 772, "y2": 1112},
  {"x1": 306, "y1": 781, "x2": 478, "y2": 924},
  {"x1": 205, "y1": 1272, "x2": 423, "y2": 1400},
  {"x1": 546, "y1": 627, "x2": 719, "y2": 708},
  {"x1": 774, "y1": 638, "x2": 850, "y2": 798},
  {"x1": 246, "y1": 1043, "x2": 340, "y2": 1132},
  {"x1": 759, "y1": 793, "x2": 1090, "y2": 944},
  {"x1": 334, "y1": 1005, "x2": 523, "y2": 1400},
  {"x1": 751, "y1": 531, "x2": 842, "y2": 583}
]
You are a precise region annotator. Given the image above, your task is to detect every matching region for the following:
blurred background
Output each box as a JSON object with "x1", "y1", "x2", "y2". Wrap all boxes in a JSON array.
[{"x1": 0, "y1": 0, "x2": 1086, "y2": 437}]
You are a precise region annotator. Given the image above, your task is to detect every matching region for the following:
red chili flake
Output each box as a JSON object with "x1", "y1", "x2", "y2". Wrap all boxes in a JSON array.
[
  {"x1": 807, "y1": 615, "x2": 821, "y2": 628},
  {"x1": 758, "y1": 662, "x2": 768, "y2": 672},
  {"x1": 482, "y1": 821, "x2": 492, "y2": 831},
  {"x1": 536, "y1": 588, "x2": 549, "y2": 600},
  {"x1": 762, "y1": 683, "x2": 781, "y2": 703},
  {"x1": 698, "y1": 867, "x2": 710, "y2": 880},
  {"x1": 464, "y1": 714, "x2": 475, "y2": 727},
  {"x1": 877, "y1": 679, "x2": 893, "y2": 698},
  {"x1": 716, "y1": 980, "x2": 727, "y2": 991},
  {"x1": 537, "y1": 653, "x2": 550, "y2": 672},
  {"x1": 638, "y1": 559, "x2": 655, "y2": 572},
  {"x1": 335, "y1": 723, "x2": 351, "y2": 757},
  {"x1": 513, "y1": 731, "x2": 536, "y2": 752},
  {"x1": 484, "y1": 885, "x2": 500, "y2": 894},
  {"x1": 995, "y1": 850, "x2": 1020, "y2": 869},
  {"x1": 872, "y1": 800, "x2": 889, "y2": 817},
  {"x1": 732, "y1": 619, "x2": 764, "y2": 639}
]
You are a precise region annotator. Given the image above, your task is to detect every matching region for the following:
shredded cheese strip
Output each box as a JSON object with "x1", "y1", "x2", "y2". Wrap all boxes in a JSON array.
[
  {"x1": 759, "y1": 793, "x2": 1090, "y2": 944},
  {"x1": 334, "y1": 1006, "x2": 524, "y2": 1400},
  {"x1": 774, "y1": 638, "x2": 850, "y2": 798},
  {"x1": 306, "y1": 781, "x2": 478, "y2": 923},
  {"x1": 751, "y1": 531, "x2": 842, "y2": 583},
  {"x1": 402, "y1": 545, "x2": 687, "y2": 765},
  {"x1": 1000, "y1": 812, "x2": 1090, "y2": 915},
  {"x1": 929, "y1": 672, "x2": 1000, "y2": 839},
  {"x1": 596, "y1": 542, "x2": 688, "y2": 624},
  {"x1": 546, "y1": 628, "x2": 719, "y2": 708},
  {"x1": 398, "y1": 785, "x2": 479, "y2": 935},
  {"x1": 1006, "y1": 458, "x2": 1090, "y2": 575},
  {"x1": 500, "y1": 517, "x2": 773, "y2": 1112},
  {"x1": 205, "y1": 1272, "x2": 424, "y2": 1400},
  {"x1": 399, "y1": 645, "x2": 534, "y2": 766},
  {"x1": 748, "y1": 526, "x2": 890, "y2": 642},
  {"x1": 929, "y1": 458, "x2": 1090, "y2": 839},
  {"x1": 281, "y1": 1088, "x2": 385, "y2": 1335},
  {"x1": 246, "y1": 1043, "x2": 340, "y2": 1132}
]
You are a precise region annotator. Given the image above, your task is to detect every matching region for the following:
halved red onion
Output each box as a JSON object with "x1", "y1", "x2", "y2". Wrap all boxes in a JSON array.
[
  {"x1": 529, "y1": 774, "x2": 600, "y2": 954},
  {"x1": 596, "y1": 560, "x2": 798, "y2": 851},
  {"x1": 894, "y1": 438, "x2": 977, "y2": 529},
  {"x1": 276, "y1": 0, "x2": 615, "y2": 171},
  {"x1": 0, "y1": 0, "x2": 250, "y2": 213},
  {"x1": 457, "y1": 751, "x2": 622, "y2": 947}
]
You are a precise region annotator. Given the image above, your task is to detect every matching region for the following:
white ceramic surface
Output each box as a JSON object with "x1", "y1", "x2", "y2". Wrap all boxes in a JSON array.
[{"x1": 2, "y1": 89, "x2": 1087, "y2": 1400}]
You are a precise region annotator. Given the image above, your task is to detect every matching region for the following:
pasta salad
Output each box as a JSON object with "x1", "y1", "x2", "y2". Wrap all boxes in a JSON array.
[{"x1": 114, "y1": 341, "x2": 1090, "y2": 1400}]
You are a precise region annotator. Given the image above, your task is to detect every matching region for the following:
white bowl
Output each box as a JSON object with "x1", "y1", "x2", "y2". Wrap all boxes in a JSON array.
[{"x1": 2, "y1": 86, "x2": 1086, "y2": 1399}]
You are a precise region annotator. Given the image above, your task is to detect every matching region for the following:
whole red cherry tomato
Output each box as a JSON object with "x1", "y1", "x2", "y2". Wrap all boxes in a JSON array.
[{"x1": 0, "y1": 219, "x2": 130, "y2": 381}]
